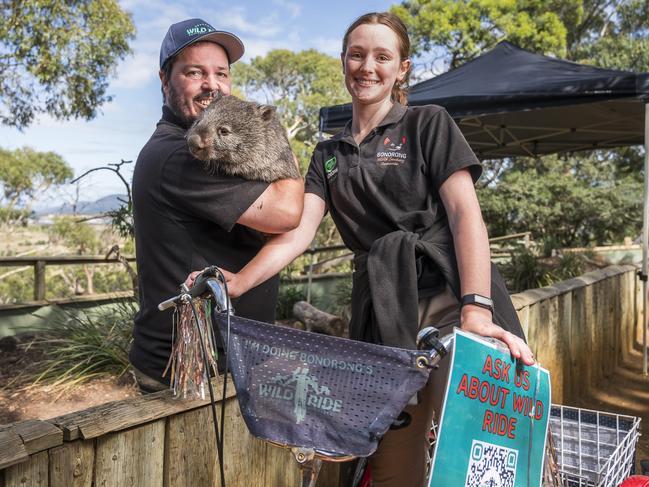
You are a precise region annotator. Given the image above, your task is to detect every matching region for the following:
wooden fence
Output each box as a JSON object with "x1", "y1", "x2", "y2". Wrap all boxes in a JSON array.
[
  {"x1": 0, "y1": 231, "x2": 531, "y2": 310},
  {"x1": 0, "y1": 264, "x2": 642, "y2": 486},
  {"x1": 511, "y1": 264, "x2": 641, "y2": 404},
  {"x1": 0, "y1": 382, "x2": 339, "y2": 486},
  {"x1": 0, "y1": 255, "x2": 136, "y2": 306}
]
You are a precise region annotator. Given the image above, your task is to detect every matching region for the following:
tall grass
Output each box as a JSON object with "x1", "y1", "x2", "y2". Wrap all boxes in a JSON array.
[{"x1": 27, "y1": 300, "x2": 136, "y2": 389}]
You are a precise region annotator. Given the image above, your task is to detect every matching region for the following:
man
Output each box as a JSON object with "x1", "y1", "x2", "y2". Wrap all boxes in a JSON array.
[{"x1": 130, "y1": 18, "x2": 303, "y2": 392}]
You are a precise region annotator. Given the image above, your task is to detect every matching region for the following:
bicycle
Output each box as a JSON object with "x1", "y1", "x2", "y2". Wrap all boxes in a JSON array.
[{"x1": 159, "y1": 268, "x2": 642, "y2": 487}]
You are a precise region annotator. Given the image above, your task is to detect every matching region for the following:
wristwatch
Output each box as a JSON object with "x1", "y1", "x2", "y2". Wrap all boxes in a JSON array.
[{"x1": 460, "y1": 294, "x2": 494, "y2": 314}]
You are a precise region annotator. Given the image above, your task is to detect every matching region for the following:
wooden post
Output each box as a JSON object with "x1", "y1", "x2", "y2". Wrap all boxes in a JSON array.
[{"x1": 33, "y1": 261, "x2": 46, "y2": 301}]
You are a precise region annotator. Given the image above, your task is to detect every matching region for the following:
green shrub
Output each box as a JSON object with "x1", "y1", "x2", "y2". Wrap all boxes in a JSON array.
[
  {"x1": 27, "y1": 300, "x2": 136, "y2": 388},
  {"x1": 332, "y1": 277, "x2": 352, "y2": 316},
  {"x1": 553, "y1": 252, "x2": 589, "y2": 282},
  {"x1": 500, "y1": 249, "x2": 553, "y2": 293},
  {"x1": 501, "y1": 249, "x2": 593, "y2": 293},
  {"x1": 276, "y1": 285, "x2": 307, "y2": 320}
]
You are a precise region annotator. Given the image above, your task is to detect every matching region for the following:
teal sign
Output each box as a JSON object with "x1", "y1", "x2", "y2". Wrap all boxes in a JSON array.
[{"x1": 429, "y1": 329, "x2": 551, "y2": 487}]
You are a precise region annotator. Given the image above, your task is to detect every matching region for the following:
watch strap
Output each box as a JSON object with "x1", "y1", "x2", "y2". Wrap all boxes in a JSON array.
[{"x1": 460, "y1": 293, "x2": 494, "y2": 313}]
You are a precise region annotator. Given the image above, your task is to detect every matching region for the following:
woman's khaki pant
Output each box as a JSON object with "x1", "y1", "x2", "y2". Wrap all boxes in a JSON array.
[{"x1": 368, "y1": 287, "x2": 459, "y2": 487}]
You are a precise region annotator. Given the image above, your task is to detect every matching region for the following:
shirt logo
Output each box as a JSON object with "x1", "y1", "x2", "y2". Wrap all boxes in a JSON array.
[
  {"x1": 383, "y1": 136, "x2": 405, "y2": 151},
  {"x1": 324, "y1": 156, "x2": 337, "y2": 172},
  {"x1": 259, "y1": 367, "x2": 342, "y2": 424},
  {"x1": 324, "y1": 156, "x2": 338, "y2": 179},
  {"x1": 377, "y1": 135, "x2": 407, "y2": 165}
]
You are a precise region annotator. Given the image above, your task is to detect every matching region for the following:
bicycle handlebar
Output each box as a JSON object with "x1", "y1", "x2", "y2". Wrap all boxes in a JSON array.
[
  {"x1": 417, "y1": 326, "x2": 455, "y2": 369},
  {"x1": 158, "y1": 266, "x2": 232, "y2": 313}
]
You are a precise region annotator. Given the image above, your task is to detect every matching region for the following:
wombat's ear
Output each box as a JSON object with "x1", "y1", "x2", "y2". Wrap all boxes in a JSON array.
[{"x1": 258, "y1": 104, "x2": 277, "y2": 122}]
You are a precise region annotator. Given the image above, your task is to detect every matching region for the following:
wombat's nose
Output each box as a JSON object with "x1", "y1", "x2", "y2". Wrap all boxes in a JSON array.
[{"x1": 187, "y1": 133, "x2": 207, "y2": 151}]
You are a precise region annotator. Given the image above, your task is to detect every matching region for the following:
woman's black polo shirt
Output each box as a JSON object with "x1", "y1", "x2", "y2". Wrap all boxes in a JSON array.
[{"x1": 305, "y1": 103, "x2": 482, "y2": 254}]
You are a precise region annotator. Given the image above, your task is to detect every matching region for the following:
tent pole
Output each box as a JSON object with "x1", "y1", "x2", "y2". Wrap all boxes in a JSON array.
[{"x1": 640, "y1": 103, "x2": 649, "y2": 375}]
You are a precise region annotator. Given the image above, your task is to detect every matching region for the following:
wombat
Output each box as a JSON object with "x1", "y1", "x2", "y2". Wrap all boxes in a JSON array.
[{"x1": 186, "y1": 93, "x2": 300, "y2": 183}]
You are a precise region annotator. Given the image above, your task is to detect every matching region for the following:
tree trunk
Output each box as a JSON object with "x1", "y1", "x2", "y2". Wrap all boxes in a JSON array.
[{"x1": 292, "y1": 300, "x2": 347, "y2": 337}]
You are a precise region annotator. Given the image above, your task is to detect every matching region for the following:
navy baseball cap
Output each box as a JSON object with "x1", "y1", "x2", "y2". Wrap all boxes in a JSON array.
[{"x1": 159, "y1": 18, "x2": 245, "y2": 69}]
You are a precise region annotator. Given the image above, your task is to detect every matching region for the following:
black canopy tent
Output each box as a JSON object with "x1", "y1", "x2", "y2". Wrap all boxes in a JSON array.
[{"x1": 319, "y1": 41, "x2": 649, "y2": 374}]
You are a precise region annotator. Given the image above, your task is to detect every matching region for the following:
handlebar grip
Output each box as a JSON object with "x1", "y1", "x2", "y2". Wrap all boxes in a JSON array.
[
  {"x1": 158, "y1": 295, "x2": 181, "y2": 311},
  {"x1": 157, "y1": 266, "x2": 225, "y2": 311}
]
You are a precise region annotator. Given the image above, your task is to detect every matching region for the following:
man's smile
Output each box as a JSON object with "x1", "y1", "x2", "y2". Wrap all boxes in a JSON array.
[{"x1": 194, "y1": 92, "x2": 216, "y2": 109}]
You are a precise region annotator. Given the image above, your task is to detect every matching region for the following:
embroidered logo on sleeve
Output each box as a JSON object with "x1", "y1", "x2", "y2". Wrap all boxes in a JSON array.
[{"x1": 376, "y1": 136, "x2": 407, "y2": 165}]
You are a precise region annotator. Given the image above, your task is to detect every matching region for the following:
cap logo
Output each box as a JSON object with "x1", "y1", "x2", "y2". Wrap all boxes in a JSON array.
[{"x1": 186, "y1": 23, "x2": 215, "y2": 37}]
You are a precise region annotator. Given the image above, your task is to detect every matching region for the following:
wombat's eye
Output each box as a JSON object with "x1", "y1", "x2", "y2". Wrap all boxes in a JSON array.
[{"x1": 218, "y1": 126, "x2": 231, "y2": 136}]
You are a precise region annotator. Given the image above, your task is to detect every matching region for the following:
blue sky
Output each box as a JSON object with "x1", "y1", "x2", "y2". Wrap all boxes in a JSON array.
[{"x1": 0, "y1": 0, "x2": 394, "y2": 204}]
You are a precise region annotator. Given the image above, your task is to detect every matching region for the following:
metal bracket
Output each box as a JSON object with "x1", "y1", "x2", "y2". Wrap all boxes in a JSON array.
[{"x1": 291, "y1": 448, "x2": 322, "y2": 487}]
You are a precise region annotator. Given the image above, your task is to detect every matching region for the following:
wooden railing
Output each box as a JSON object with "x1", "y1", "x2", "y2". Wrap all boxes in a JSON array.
[
  {"x1": 0, "y1": 256, "x2": 136, "y2": 307},
  {"x1": 0, "y1": 381, "x2": 340, "y2": 486},
  {"x1": 0, "y1": 232, "x2": 531, "y2": 309}
]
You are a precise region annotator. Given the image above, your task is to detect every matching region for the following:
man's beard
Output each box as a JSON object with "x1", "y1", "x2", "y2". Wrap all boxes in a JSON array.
[
  {"x1": 166, "y1": 84, "x2": 197, "y2": 127},
  {"x1": 166, "y1": 85, "x2": 219, "y2": 127}
]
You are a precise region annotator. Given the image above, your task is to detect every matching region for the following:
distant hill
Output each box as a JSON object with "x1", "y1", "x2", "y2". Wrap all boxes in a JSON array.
[{"x1": 34, "y1": 194, "x2": 128, "y2": 216}]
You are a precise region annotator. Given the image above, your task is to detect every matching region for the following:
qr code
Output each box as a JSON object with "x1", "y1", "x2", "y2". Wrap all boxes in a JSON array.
[{"x1": 465, "y1": 440, "x2": 518, "y2": 487}]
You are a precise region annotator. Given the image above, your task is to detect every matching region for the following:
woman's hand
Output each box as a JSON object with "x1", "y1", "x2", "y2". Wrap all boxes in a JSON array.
[
  {"x1": 184, "y1": 270, "x2": 201, "y2": 289},
  {"x1": 219, "y1": 269, "x2": 247, "y2": 298},
  {"x1": 183, "y1": 268, "x2": 247, "y2": 298},
  {"x1": 460, "y1": 305, "x2": 535, "y2": 366}
]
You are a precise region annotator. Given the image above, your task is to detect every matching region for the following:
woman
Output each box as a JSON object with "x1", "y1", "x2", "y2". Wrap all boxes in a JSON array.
[{"x1": 194, "y1": 12, "x2": 534, "y2": 486}]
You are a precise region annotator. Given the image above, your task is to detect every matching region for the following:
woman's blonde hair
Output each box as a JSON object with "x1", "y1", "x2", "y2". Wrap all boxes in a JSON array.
[{"x1": 342, "y1": 12, "x2": 411, "y2": 105}]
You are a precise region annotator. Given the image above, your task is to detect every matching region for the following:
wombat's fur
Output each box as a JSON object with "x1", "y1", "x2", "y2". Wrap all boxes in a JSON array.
[{"x1": 186, "y1": 93, "x2": 300, "y2": 183}]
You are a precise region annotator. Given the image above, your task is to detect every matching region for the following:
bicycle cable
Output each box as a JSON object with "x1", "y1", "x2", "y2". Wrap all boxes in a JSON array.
[
  {"x1": 186, "y1": 292, "x2": 227, "y2": 487},
  {"x1": 160, "y1": 266, "x2": 234, "y2": 486},
  {"x1": 211, "y1": 266, "x2": 232, "y2": 475}
]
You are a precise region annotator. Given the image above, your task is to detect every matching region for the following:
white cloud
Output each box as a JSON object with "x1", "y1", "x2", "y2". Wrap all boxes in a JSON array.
[
  {"x1": 112, "y1": 50, "x2": 159, "y2": 89},
  {"x1": 241, "y1": 36, "x2": 296, "y2": 59},
  {"x1": 310, "y1": 36, "x2": 343, "y2": 57},
  {"x1": 272, "y1": 0, "x2": 302, "y2": 18},
  {"x1": 219, "y1": 7, "x2": 282, "y2": 37}
]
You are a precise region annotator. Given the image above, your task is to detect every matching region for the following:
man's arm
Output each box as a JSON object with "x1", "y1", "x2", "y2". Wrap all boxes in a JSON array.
[
  {"x1": 237, "y1": 176, "x2": 304, "y2": 233},
  {"x1": 238, "y1": 154, "x2": 304, "y2": 233}
]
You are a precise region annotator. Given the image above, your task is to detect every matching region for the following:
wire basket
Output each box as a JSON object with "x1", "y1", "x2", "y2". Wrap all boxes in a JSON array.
[{"x1": 548, "y1": 404, "x2": 641, "y2": 487}]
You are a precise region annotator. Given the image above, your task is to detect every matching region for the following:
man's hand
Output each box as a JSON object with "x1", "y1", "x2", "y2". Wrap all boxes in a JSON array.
[{"x1": 460, "y1": 305, "x2": 535, "y2": 366}]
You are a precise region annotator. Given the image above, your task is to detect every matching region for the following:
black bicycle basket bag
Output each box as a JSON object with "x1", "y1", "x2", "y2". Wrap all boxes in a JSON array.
[{"x1": 215, "y1": 313, "x2": 431, "y2": 457}]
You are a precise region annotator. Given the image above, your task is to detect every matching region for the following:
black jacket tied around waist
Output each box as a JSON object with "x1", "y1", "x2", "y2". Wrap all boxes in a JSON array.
[{"x1": 349, "y1": 227, "x2": 525, "y2": 350}]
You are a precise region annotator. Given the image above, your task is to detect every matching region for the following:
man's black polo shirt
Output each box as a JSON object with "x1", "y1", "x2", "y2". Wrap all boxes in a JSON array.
[
  {"x1": 305, "y1": 103, "x2": 482, "y2": 253},
  {"x1": 131, "y1": 106, "x2": 279, "y2": 383}
]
